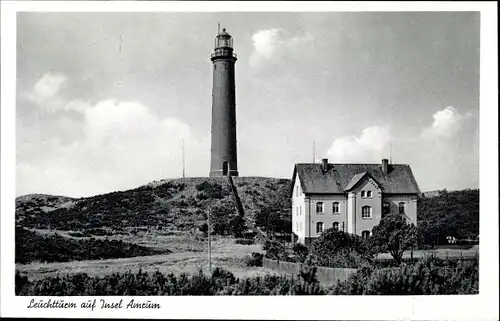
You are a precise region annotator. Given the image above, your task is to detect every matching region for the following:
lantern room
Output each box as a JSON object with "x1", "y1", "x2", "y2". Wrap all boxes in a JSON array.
[{"x1": 211, "y1": 28, "x2": 237, "y2": 61}]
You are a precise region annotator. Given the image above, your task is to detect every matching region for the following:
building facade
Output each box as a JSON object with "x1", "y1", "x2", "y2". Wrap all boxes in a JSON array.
[
  {"x1": 291, "y1": 159, "x2": 420, "y2": 244},
  {"x1": 209, "y1": 28, "x2": 239, "y2": 177}
]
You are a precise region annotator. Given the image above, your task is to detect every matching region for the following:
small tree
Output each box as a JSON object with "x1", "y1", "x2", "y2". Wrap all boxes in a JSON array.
[
  {"x1": 228, "y1": 214, "x2": 246, "y2": 238},
  {"x1": 370, "y1": 214, "x2": 417, "y2": 265},
  {"x1": 292, "y1": 243, "x2": 309, "y2": 263}
]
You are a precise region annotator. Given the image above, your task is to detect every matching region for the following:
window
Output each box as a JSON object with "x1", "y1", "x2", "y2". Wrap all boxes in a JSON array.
[
  {"x1": 362, "y1": 206, "x2": 372, "y2": 219},
  {"x1": 316, "y1": 222, "x2": 324, "y2": 234},
  {"x1": 361, "y1": 190, "x2": 366, "y2": 198},
  {"x1": 316, "y1": 202, "x2": 324, "y2": 214},
  {"x1": 399, "y1": 202, "x2": 405, "y2": 214},
  {"x1": 362, "y1": 230, "x2": 370, "y2": 239},
  {"x1": 333, "y1": 222, "x2": 339, "y2": 231},
  {"x1": 300, "y1": 206, "x2": 302, "y2": 215},
  {"x1": 383, "y1": 202, "x2": 391, "y2": 215},
  {"x1": 296, "y1": 222, "x2": 299, "y2": 231},
  {"x1": 296, "y1": 186, "x2": 299, "y2": 197},
  {"x1": 367, "y1": 191, "x2": 372, "y2": 198},
  {"x1": 332, "y1": 202, "x2": 339, "y2": 214}
]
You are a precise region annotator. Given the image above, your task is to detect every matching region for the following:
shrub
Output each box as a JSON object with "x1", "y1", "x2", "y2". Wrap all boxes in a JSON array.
[
  {"x1": 15, "y1": 227, "x2": 170, "y2": 264},
  {"x1": 293, "y1": 265, "x2": 324, "y2": 295},
  {"x1": 330, "y1": 256, "x2": 478, "y2": 295},
  {"x1": 292, "y1": 243, "x2": 309, "y2": 263},
  {"x1": 263, "y1": 240, "x2": 285, "y2": 260},
  {"x1": 245, "y1": 252, "x2": 263, "y2": 267},
  {"x1": 16, "y1": 267, "x2": 327, "y2": 296},
  {"x1": 235, "y1": 239, "x2": 254, "y2": 245},
  {"x1": 310, "y1": 229, "x2": 374, "y2": 268}
]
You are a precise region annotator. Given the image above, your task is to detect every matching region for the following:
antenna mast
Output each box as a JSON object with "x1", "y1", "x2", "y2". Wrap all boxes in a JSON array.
[
  {"x1": 218, "y1": 22, "x2": 220, "y2": 34},
  {"x1": 182, "y1": 139, "x2": 185, "y2": 178},
  {"x1": 313, "y1": 140, "x2": 316, "y2": 163},
  {"x1": 389, "y1": 142, "x2": 392, "y2": 164}
]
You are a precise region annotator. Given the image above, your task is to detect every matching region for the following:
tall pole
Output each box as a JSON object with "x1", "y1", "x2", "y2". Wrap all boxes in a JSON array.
[
  {"x1": 182, "y1": 139, "x2": 185, "y2": 178},
  {"x1": 389, "y1": 142, "x2": 392, "y2": 164},
  {"x1": 313, "y1": 140, "x2": 315, "y2": 163},
  {"x1": 208, "y1": 207, "x2": 212, "y2": 272}
]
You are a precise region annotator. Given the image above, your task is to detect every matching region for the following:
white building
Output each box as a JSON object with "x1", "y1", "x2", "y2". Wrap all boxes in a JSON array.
[{"x1": 291, "y1": 158, "x2": 420, "y2": 244}]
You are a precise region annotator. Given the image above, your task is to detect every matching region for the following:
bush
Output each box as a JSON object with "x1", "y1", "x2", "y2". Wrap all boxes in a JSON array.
[
  {"x1": 310, "y1": 229, "x2": 374, "y2": 268},
  {"x1": 235, "y1": 239, "x2": 255, "y2": 245},
  {"x1": 16, "y1": 267, "x2": 325, "y2": 296},
  {"x1": 15, "y1": 227, "x2": 170, "y2": 264},
  {"x1": 292, "y1": 243, "x2": 309, "y2": 263},
  {"x1": 245, "y1": 252, "x2": 263, "y2": 267},
  {"x1": 329, "y1": 256, "x2": 478, "y2": 295},
  {"x1": 263, "y1": 240, "x2": 286, "y2": 260}
]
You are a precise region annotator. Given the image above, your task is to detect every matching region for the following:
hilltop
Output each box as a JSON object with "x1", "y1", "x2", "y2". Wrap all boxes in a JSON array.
[{"x1": 16, "y1": 177, "x2": 292, "y2": 236}]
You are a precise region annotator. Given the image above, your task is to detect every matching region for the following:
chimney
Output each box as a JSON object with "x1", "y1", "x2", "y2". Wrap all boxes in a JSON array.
[
  {"x1": 381, "y1": 158, "x2": 389, "y2": 174},
  {"x1": 321, "y1": 158, "x2": 328, "y2": 172}
]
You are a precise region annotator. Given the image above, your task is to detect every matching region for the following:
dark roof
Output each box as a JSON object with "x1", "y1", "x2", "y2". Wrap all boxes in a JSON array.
[
  {"x1": 344, "y1": 172, "x2": 383, "y2": 191},
  {"x1": 292, "y1": 163, "x2": 421, "y2": 195},
  {"x1": 218, "y1": 28, "x2": 231, "y2": 37}
]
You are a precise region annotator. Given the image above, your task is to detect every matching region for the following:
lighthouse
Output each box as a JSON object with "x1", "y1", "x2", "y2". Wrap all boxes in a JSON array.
[{"x1": 209, "y1": 27, "x2": 238, "y2": 177}]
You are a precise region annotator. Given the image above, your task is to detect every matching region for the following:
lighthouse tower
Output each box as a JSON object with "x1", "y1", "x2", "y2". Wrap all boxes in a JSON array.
[{"x1": 209, "y1": 27, "x2": 238, "y2": 177}]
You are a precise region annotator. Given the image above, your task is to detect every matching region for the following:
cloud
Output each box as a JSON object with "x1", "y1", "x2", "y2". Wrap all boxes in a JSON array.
[
  {"x1": 249, "y1": 28, "x2": 313, "y2": 67},
  {"x1": 23, "y1": 72, "x2": 91, "y2": 114},
  {"x1": 326, "y1": 126, "x2": 391, "y2": 163},
  {"x1": 421, "y1": 106, "x2": 471, "y2": 139},
  {"x1": 27, "y1": 72, "x2": 67, "y2": 102},
  {"x1": 17, "y1": 98, "x2": 208, "y2": 197}
]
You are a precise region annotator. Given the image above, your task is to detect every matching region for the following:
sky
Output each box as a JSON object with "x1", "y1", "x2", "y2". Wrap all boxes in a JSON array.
[{"x1": 16, "y1": 12, "x2": 480, "y2": 197}]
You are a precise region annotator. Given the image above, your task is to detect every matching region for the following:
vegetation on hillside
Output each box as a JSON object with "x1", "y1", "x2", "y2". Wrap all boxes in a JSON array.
[
  {"x1": 417, "y1": 189, "x2": 479, "y2": 246},
  {"x1": 15, "y1": 227, "x2": 170, "y2": 264},
  {"x1": 15, "y1": 178, "x2": 291, "y2": 236}
]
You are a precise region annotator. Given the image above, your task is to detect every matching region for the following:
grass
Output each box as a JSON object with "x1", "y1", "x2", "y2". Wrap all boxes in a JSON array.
[{"x1": 15, "y1": 232, "x2": 276, "y2": 281}]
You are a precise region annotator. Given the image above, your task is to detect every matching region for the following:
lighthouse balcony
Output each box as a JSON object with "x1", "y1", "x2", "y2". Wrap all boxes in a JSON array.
[{"x1": 211, "y1": 49, "x2": 237, "y2": 60}]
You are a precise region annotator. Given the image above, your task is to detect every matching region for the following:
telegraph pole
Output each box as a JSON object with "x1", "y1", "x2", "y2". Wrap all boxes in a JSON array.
[
  {"x1": 207, "y1": 207, "x2": 212, "y2": 272},
  {"x1": 182, "y1": 139, "x2": 185, "y2": 178},
  {"x1": 313, "y1": 140, "x2": 316, "y2": 163}
]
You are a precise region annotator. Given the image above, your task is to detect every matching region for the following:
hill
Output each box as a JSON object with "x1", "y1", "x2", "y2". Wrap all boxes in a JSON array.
[
  {"x1": 15, "y1": 227, "x2": 170, "y2": 264},
  {"x1": 15, "y1": 179, "x2": 478, "y2": 248},
  {"x1": 418, "y1": 189, "x2": 479, "y2": 245},
  {"x1": 16, "y1": 177, "x2": 292, "y2": 236}
]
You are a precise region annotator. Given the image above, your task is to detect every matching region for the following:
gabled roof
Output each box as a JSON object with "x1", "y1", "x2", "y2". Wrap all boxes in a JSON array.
[
  {"x1": 291, "y1": 163, "x2": 421, "y2": 195},
  {"x1": 344, "y1": 172, "x2": 383, "y2": 191}
]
